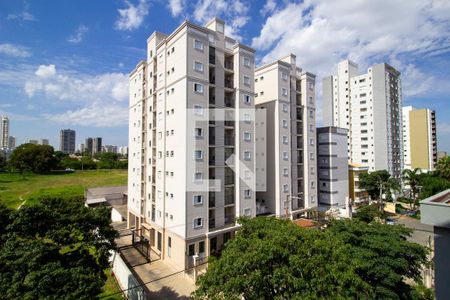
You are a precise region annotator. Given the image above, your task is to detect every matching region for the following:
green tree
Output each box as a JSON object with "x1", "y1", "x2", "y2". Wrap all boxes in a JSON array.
[
  {"x1": 328, "y1": 219, "x2": 428, "y2": 299},
  {"x1": 8, "y1": 143, "x2": 58, "y2": 174},
  {"x1": 418, "y1": 172, "x2": 450, "y2": 199},
  {"x1": 403, "y1": 168, "x2": 422, "y2": 210},
  {"x1": 434, "y1": 156, "x2": 450, "y2": 181},
  {"x1": 0, "y1": 197, "x2": 117, "y2": 299},
  {"x1": 359, "y1": 170, "x2": 400, "y2": 203},
  {"x1": 354, "y1": 203, "x2": 386, "y2": 223},
  {"x1": 194, "y1": 217, "x2": 427, "y2": 300}
]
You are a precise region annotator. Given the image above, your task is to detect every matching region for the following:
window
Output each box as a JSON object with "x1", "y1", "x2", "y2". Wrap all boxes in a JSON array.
[
  {"x1": 194, "y1": 172, "x2": 203, "y2": 181},
  {"x1": 199, "y1": 241, "x2": 205, "y2": 254},
  {"x1": 283, "y1": 168, "x2": 289, "y2": 176},
  {"x1": 244, "y1": 189, "x2": 251, "y2": 198},
  {"x1": 281, "y1": 72, "x2": 288, "y2": 80},
  {"x1": 309, "y1": 110, "x2": 314, "y2": 118},
  {"x1": 193, "y1": 218, "x2": 203, "y2": 228},
  {"x1": 310, "y1": 139, "x2": 314, "y2": 146},
  {"x1": 309, "y1": 82, "x2": 314, "y2": 90},
  {"x1": 309, "y1": 152, "x2": 314, "y2": 160},
  {"x1": 243, "y1": 94, "x2": 251, "y2": 104},
  {"x1": 282, "y1": 88, "x2": 288, "y2": 96},
  {"x1": 243, "y1": 56, "x2": 251, "y2": 67},
  {"x1": 243, "y1": 113, "x2": 251, "y2": 123},
  {"x1": 282, "y1": 103, "x2": 288, "y2": 112},
  {"x1": 282, "y1": 119, "x2": 288, "y2": 128},
  {"x1": 168, "y1": 237, "x2": 172, "y2": 257},
  {"x1": 195, "y1": 127, "x2": 203, "y2": 137},
  {"x1": 194, "y1": 83, "x2": 204, "y2": 93},
  {"x1": 283, "y1": 151, "x2": 288, "y2": 160},
  {"x1": 283, "y1": 184, "x2": 289, "y2": 193},
  {"x1": 194, "y1": 150, "x2": 203, "y2": 160},
  {"x1": 244, "y1": 150, "x2": 251, "y2": 161},
  {"x1": 194, "y1": 39, "x2": 204, "y2": 51},
  {"x1": 244, "y1": 76, "x2": 251, "y2": 86},
  {"x1": 193, "y1": 195, "x2": 203, "y2": 205},
  {"x1": 244, "y1": 132, "x2": 251, "y2": 141},
  {"x1": 282, "y1": 135, "x2": 288, "y2": 144},
  {"x1": 194, "y1": 61, "x2": 204, "y2": 72},
  {"x1": 194, "y1": 104, "x2": 203, "y2": 115}
]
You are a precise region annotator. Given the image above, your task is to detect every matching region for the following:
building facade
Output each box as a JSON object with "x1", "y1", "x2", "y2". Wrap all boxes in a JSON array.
[
  {"x1": 103, "y1": 145, "x2": 118, "y2": 153},
  {"x1": 60, "y1": 129, "x2": 76, "y2": 154},
  {"x1": 128, "y1": 18, "x2": 256, "y2": 271},
  {"x1": 323, "y1": 60, "x2": 403, "y2": 179},
  {"x1": 1, "y1": 116, "x2": 9, "y2": 149},
  {"x1": 93, "y1": 137, "x2": 102, "y2": 155},
  {"x1": 85, "y1": 138, "x2": 93, "y2": 155},
  {"x1": 348, "y1": 163, "x2": 369, "y2": 203},
  {"x1": 40, "y1": 139, "x2": 49, "y2": 146},
  {"x1": 316, "y1": 127, "x2": 349, "y2": 208},
  {"x1": 402, "y1": 106, "x2": 437, "y2": 171},
  {"x1": 8, "y1": 136, "x2": 15, "y2": 150},
  {"x1": 254, "y1": 54, "x2": 317, "y2": 218}
]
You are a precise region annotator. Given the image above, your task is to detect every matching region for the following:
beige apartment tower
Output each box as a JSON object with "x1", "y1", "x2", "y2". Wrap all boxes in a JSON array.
[
  {"x1": 254, "y1": 54, "x2": 318, "y2": 218},
  {"x1": 402, "y1": 106, "x2": 437, "y2": 171},
  {"x1": 128, "y1": 18, "x2": 256, "y2": 272}
]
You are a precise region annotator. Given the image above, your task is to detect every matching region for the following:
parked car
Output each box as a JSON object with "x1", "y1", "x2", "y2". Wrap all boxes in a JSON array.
[{"x1": 386, "y1": 218, "x2": 397, "y2": 225}]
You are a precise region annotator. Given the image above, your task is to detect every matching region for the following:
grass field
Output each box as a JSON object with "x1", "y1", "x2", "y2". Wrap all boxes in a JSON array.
[
  {"x1": 0, "y1": 170, "x2": 127, "y2": 209},
  {"x1": 98, "y1": 269, "x2": 124, "y2": 300}
]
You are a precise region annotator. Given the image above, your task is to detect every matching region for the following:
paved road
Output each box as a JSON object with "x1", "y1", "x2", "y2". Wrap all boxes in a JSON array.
[{"x1": 393, "y1": 215, "x2": 434, "y2": 247}]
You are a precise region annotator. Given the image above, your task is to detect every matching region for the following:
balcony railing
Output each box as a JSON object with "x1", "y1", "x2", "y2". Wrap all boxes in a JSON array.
[
  {"x1": 224, "y1": 216, "x2": 235, "y2": 225},
  {"x1": 225, "y1": 195, "x2": 235, "y2": 205},
  {"x1": 225, "y1": 80, "x2": 234, "y2": 89},
  {"x1": 224, "y1": 61, "x2": 233, "y2": 70},
  {"x1": 225, "y1": 176, "x2": 235, "y2": 185},
  {"x1": 224, "y1": 137, "x2": 234, "y2": 146}
]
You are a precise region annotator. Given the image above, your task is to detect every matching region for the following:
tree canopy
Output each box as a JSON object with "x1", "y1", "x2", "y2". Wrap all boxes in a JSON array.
[
  {"x1": 0, "y1": 197, "x2": 118, "y2": 299},
  {"x1": 194, "y1": 217, "x2": 428, "y2": 300},
  {"x1": 434, "y1": 156, "x2": 450, "y2": 181},
  {"x1": 9, "y1": 143, "x2": 58, "y2": 174},
  {"x1": 359, "y1": 170, "x2": 400, "y2": 201}
]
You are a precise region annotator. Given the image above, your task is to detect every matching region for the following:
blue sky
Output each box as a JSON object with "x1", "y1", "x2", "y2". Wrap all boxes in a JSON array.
[{"x1": 1, "y1": 0, "x2": 450, "y2": 152}]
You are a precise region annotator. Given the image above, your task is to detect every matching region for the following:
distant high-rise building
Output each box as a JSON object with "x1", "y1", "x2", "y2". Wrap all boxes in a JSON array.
[
  {"x1": 317, "y1": 127, "x2": 349, "y2": 208},
  {"x1": 85, "y1": 138, "x2": 93, "y2": 155},
  {"x1": 1, "y1": 116, "x2": 9, "y2": 149},
  {"x1": 60, "y1": 129, "x2": 76, "y2": 154},
  {"x1": 119, "y1": 146, "x2": 128, "y2": 156},
  {"x1": 8, "y1": 136, "x2": 16, "y2": 150},
  {"x1": 402, "y1": 106, "x2": 437, "y2": 171},
  {"x1": 93, "y1": 137, "x2": 102, "y2": 155},
  {"x1": 26, "y1": 139, "x2": 39, "y2": 145},
  {"x1": 40, "y1": 139, "x2": 49, "y2": 146},
  {"x1": 103, "y1": 145, "x2": 117, "y2": 153},
  {"x1": 79, "y1": 143, "x2": 85, "y2": 153},
  {"x1": 323, "y1": 60, "x2": 403, "y2": 179}
]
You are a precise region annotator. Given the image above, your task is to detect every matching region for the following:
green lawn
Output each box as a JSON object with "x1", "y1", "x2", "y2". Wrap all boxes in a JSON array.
[
  {"x1": 99, "y1": 269, "x2": 124, "y2": 300},
  {"x1": 0, "y1": 170, "x2": 127, "y2": 208}
]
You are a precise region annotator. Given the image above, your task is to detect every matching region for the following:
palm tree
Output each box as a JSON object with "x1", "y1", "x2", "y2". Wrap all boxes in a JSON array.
[
  {"x1": 402, "y1": 168, "x2": 422, "y2": 210},
  {"x1": 435, "y1": 156, "x2": 450, "y2": 181}
]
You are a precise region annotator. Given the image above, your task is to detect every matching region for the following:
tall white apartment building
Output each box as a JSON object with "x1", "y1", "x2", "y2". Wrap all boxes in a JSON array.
[
  {"x1": 128, "y1": 18, "x2": 256, "y2": 271},
  {"x1": 254, "y1": 54, "x2": 317, "y2": 218},
  {"x1": 402, "y1": 106, "x2": 437, "y2": 171},
  {"x1": 1, "y1": 115, "x2": 9, "y2": 149},
  {"x1": 323, "y1": 60, "x2": 403, "y2": 179}
]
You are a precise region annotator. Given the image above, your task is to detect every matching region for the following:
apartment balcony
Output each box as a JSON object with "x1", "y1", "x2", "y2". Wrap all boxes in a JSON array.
[
  {"x1": 209, "y1": 69, "x2": 216, "y2": 85},
  {"x1": 225, "y1": 195, "x2": 235, "y2": 206},
  {"x1": 224, "y1": 96, "x2": 234, "y2": 108},
  {"x1": 224, "y1": 136, "x2": 235, "y2": 146},
  {"x1": 209, "y1": 135, "x2": 216, "y2": 145},
  {"x1": 224, "y1": 60, "x2": 234, "y2": 73},
  {"x1": 209, "y1": 218, "x2": 216, "y2": 229},
  {"x1": 224, "y1": 120, "x2": 235, "y2": 127},
  {"x1": 225, "y1": 76, "x2": 234, "y2": 89},
  {"x1": 296, "y1": 126, "x2": 304, "y2": 135},
  {"x1": 209, "y1": 90, "x2": 215, "y2": 106},
  {"x1": 209, "y1": 192, "x2": 215, "y2": 208},
  {"x1": 224, "y1": 148, "x2": 234, "y2": 163},
  {"x1": 209, "y1": 46, "x2": 216, "y2": 65},
  {"x1": 224, "y1": 175, "x2": 235, "y2": 186}
]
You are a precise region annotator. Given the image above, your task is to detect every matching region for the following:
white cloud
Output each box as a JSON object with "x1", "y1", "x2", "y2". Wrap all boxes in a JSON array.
[
  {"x1": 115, "y1": 0, "x2": 149, "y2": 31},
  {"x1": 35, "y1": 64, "x2": 56, "y2": 78},
  {"x1": 24, "y1": 64, "x2": 129, "y2": 127},
  {"x1": 168, "y1": 0, "x2": 185, "y2": 17},
  {"x1": 7, "y1": 11, "x2": 36, "y2": 21},
  {"x1": 252, "y1": 0, "x2": 450, "y2": 97},
  {"x1": 260, "y1": 0, "x2": 276, "y2": 16},
  {"x1": 44, "y1": 103, "x2": 128, "y2": 127},
  {"x1": 193, "y1": 0, "x2": 249, "y2": 40},
  {"x1": 67, "y1": 25, "x2": 89, "y2": 43},
  {"x1": 0, "y1": 43, "x2": 31, "y2": 57}
]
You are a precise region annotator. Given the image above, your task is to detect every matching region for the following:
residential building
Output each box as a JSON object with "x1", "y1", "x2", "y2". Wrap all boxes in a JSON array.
[
  {"x1": 40, "y1": 139, "x2": 49, "y2": 146},
  {"x1": 79, "y1": 143, "x2": 85, "y2": 153},
  {"x1": 323, "y1": 60, "x2": 403, "y2": 179},
  {"x1": 103, "y1": 145, "x2": 118, "y2": 153},
  {"x1": 60, "y1": 129, "x2": 76, "y2": 154},
  {"x1": 348, "y1": 162, "x2": 369, "y2": 203},
  {"x1": 437, "y1": 151, "x2": 447, "y2": 160},
  {"x1": 8, "y1": 136, "x2": 15, "y2": 150},
  {"x1": 0, "y1": 115, "x2": 9, "y2": 149},
  {"x1": 85, "y1": 138, "x2": 93, "y2": 155},
  {"x1": 420, "y1": 189, "x2": 450, "y2": 299},
  {"x1": 254, "y1": 54, "x2": 317, "y2": 218},
  {"x1": 26, "y1": 139, "x2": 39, "y2": 145},
  {"x1": 402, "y1": 106, "x2": 437, "y2": 171},
  {"x1": 316, "y1": 127, "x2": 349, "y2": 208},
  {"x1": 93, "y1": 137, "x2": 102, "y2": 155},
  {"x1": 128, "y1": 18, "x2": 256, "y2": 272},
  {"x1": 119, "y1": 146, "x2": 128, "y2": 156}
]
